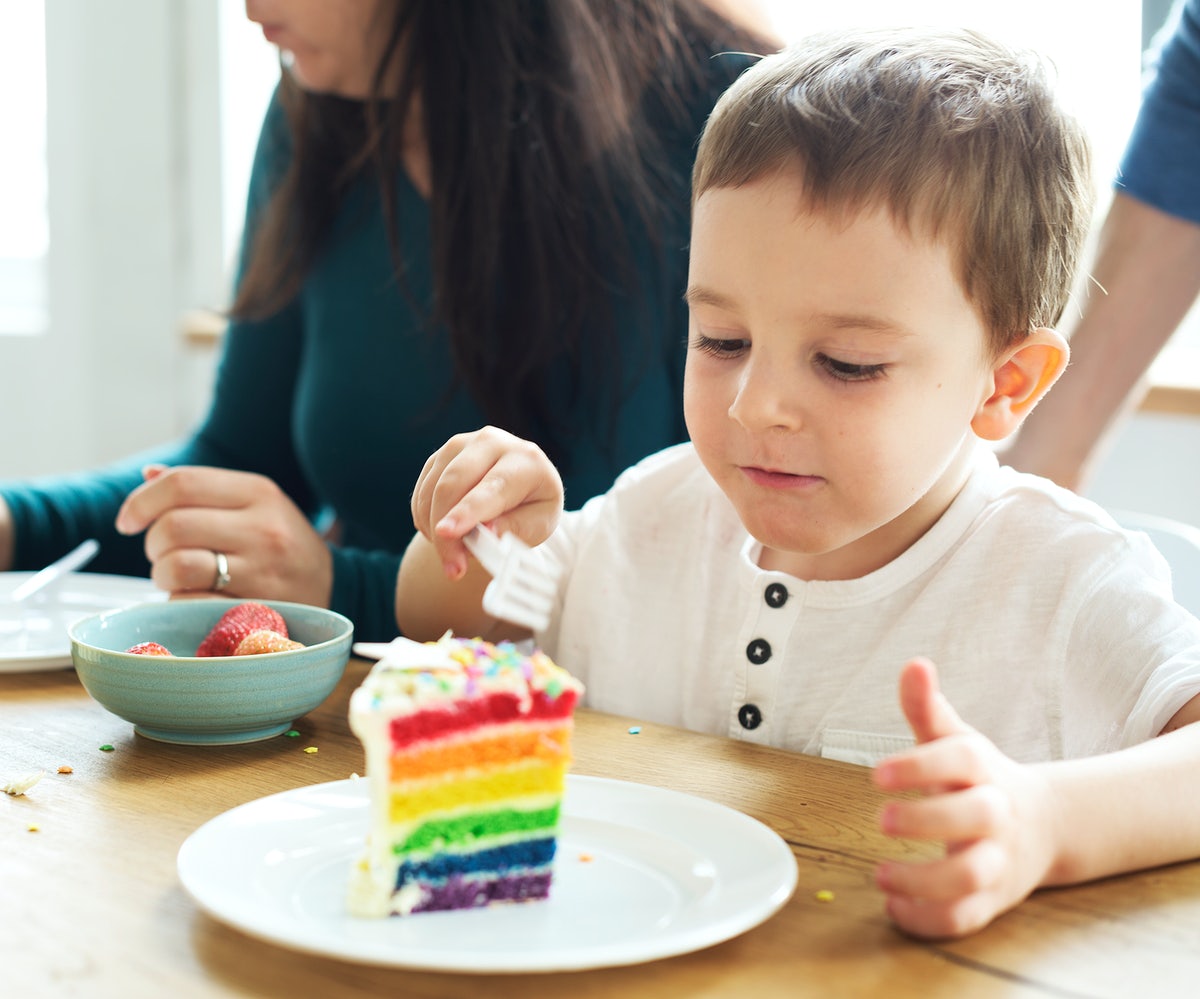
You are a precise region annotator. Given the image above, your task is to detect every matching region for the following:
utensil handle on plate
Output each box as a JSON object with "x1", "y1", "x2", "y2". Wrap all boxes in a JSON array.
[{"x1": 10, "y1": 539, "x2": 101, "y2": 604}]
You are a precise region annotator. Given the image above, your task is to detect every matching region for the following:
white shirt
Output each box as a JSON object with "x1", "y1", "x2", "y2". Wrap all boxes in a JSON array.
[{"x1": 536, "y1": 443, "x2": 1200, "y2": 765}]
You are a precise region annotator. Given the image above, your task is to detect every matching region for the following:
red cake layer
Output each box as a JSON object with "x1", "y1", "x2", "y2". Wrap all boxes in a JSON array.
[{"x1": 388, "y1": 689, "x2": 578, "y2": 749}]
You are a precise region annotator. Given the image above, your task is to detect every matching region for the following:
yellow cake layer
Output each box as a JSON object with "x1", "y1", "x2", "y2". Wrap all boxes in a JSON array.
[
  {"x1": 389, "y1": 723, "x2": 571, "y2": 782},
  {"x1": 388, "y1": 761, "x2": 568, "y2": 823}
]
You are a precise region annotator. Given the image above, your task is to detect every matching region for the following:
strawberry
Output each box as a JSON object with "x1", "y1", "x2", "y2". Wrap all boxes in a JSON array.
[
  {"x1": 232, "y1": 629, "x2": 304, "y2": 656},
  {"x1": 196, "y1": 602, "x2": 288, "y2": 658},
  {"x1": 125, "y1": 641, "x2": 174, "y2": 656}
]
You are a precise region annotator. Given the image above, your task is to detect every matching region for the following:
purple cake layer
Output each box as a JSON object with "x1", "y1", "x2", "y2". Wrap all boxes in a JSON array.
[{"x1": 413, "y1": 871, "x2": 553, "y2": 913}]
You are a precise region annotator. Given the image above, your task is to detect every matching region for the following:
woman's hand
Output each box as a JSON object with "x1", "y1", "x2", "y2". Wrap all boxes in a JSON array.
[
  {"x1": 873, "y1": 658, "x2": 1059, "y2": 938},
  {"x1": 410, "y1": 426, "x2": 564, "y2": 580},
  {"x1": 115, "y1": 464, "x2": 333, "y2": 607}
]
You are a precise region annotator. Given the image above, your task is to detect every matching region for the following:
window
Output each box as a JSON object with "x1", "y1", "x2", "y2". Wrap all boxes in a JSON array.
[
  {"x1": 0, "y1": 1, "x2": 47, "y2": 335},
  {"x1": 217, "y1": 0, "x2": 279, "y2": 278}
]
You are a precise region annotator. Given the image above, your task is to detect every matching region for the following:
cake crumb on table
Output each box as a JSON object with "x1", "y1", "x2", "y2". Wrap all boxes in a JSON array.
[
  {"x1": 3, "y1": 770, "x2": 45, "y2": 796},
  {"x1": 57, "y1": 765, "x2": 73, "y2": 774}
]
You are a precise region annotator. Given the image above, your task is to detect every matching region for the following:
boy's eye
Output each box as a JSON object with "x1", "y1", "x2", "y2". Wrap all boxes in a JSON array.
[
  {"x1": 690, "y1": 333, "x2": 749, "y2": 358},
  {"x1": 816, "y1": 353, "x2": 888, "y2": 382}
]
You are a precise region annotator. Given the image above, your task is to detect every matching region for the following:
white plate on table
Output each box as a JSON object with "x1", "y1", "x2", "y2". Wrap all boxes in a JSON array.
[
  {"x1": 0, "y1": 571, "x2": 163, "y2": 672},
  {"x1": 177, "y1": 774, "x2": 798, "y2": 973}
]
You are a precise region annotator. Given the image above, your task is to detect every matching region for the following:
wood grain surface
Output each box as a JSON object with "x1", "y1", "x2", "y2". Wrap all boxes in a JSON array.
[{"x1": 5, "y1": 659, "x2": 1199, "y2": 998}]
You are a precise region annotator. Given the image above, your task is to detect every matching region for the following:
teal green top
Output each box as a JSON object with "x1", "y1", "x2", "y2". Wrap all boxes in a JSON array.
[{"x1": 2, "y1": 53, "x2": 751, "y2": 641}]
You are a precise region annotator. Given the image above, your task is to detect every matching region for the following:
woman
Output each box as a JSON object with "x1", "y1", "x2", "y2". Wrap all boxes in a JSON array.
[{"x1": 0, "y1": 1, "x2": 775, "y2": 640}]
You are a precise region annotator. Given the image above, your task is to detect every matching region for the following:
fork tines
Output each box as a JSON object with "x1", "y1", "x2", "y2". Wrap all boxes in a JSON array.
[{"x1": 463, "y1": 525, "x2": 558, "y2": 633}]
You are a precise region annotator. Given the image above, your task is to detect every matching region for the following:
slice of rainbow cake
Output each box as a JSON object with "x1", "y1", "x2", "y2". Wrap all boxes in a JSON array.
[{"x1": 347, "y1": 634, "x2": 583, "y2": 917}]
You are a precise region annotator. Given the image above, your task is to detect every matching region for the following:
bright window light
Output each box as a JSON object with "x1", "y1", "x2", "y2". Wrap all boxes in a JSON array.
[{"x1": 0, "y1": 1, "x2": 47, "y2": 334}]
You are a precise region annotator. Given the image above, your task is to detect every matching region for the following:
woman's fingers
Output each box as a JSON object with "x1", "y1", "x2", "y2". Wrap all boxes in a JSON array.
[
  {"x1": 116, "y1": 465, "x2": 332, "y2": 606},
  {"x1": 147, "y1": 544, "x2": 238, "y2": 595},
  {"x1": 116, "y1": 465, "x2": 253, "y2": 535}
]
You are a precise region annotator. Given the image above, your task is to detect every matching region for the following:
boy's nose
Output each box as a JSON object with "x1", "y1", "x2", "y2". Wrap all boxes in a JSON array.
[{"x1": 728, "y1": 358, "x2": 802, "y2": 431}]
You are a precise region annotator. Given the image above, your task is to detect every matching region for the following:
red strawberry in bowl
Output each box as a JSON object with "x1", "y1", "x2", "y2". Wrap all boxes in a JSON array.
[{"x1": 196, "y1": 602, "x2": 288, "y2": 658}]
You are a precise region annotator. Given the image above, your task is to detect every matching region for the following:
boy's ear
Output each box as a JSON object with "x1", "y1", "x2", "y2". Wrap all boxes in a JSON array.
[{"x1": 971, "y1": 327, "x2": 1069, "y2": 441}]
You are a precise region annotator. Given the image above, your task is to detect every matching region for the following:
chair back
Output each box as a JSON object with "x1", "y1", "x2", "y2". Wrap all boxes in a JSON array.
[{"x1": 1115, "y1": 510, "x2": 1200, "y2": 619}]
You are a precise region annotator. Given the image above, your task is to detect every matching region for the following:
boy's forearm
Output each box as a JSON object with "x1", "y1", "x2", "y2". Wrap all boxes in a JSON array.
[
  {"x1": 394, "y1": 533, "x2": 495, "y2": 641},
  {"x1": 1041, "y1": 722, "x2": 1200, "y2": 886}
]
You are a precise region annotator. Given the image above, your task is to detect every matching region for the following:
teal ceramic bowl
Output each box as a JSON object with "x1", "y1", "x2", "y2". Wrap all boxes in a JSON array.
[{"x1": 69, "y1": 598, "x2": 353, "y2": 745}]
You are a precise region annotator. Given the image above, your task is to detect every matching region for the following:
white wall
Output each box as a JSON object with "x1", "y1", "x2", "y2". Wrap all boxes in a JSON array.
[
  {"x1": 1089, "y1": 415, "x2": 1200, "y2": 523},
  {"x1": 1, "y1": 0, "x2": 224, "y2": 477}
]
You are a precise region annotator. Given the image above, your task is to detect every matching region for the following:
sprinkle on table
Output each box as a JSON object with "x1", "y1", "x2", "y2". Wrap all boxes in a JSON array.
[
  {"x1": 99, "y1": 744, "x2": 115, "y2": 752},
  {"x1": 27, "y1": 823, "x2": 40, "y2": 833},
  {"x1": 57, "y1": 765, "x2": 73, "y2": 774},
  {"x1": 815, "y1": 889, "x2": 835, "y2": 903},
  {"x1": 285, "y1": 729, "x2": 300, "y2": 738},
  {"x1": 303, "y1": 746, "x2": 319, "y2": 755},
  {"x1": 578, "y1": 852, "x2": 595, "y2": 863},
  {"x1": 627, "y1": 726, "x2": 642, "y2": 735}
]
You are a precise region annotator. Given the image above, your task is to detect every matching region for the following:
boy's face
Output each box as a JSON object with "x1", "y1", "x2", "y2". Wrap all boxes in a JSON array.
[{"x1": 684, "y1": 169, "x2": 997, "y2": 580}]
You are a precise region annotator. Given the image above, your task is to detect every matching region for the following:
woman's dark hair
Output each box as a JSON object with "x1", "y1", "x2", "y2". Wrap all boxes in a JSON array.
[{"x1": 231, "y1": 0, "x2": 767, "y2": 468}]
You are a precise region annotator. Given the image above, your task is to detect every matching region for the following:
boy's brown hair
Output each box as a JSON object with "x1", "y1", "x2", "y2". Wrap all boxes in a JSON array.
[{"x1": 693, "y1": 28, "x2": 1094, "y2": 353}]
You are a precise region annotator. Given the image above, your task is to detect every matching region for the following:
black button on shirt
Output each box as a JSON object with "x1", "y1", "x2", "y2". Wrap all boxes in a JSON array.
[
  {"x1": 765, "y1": 582, "x2": 789, "y2": 608},
  {"x1": 738, "y1": 703, "x2": 763, "y2": 730},
  {"x1": 746, "y1": 638, "x2": 772, "y2": 664}
]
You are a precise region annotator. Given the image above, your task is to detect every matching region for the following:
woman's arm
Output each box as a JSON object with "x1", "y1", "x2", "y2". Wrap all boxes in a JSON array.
[{"x1": 1005, "y1": 192, "x2": 1200, "y2": 490}]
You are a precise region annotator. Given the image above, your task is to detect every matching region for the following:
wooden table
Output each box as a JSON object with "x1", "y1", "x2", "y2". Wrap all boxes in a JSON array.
[{"x1": 6, "y1": 659, "x2": 1200, "y2": 998}]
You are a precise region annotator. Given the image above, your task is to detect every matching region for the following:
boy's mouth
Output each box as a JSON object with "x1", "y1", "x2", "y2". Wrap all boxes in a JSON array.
[{"x1": 739, "y1": 466, "x2": 825, "y2": 490}]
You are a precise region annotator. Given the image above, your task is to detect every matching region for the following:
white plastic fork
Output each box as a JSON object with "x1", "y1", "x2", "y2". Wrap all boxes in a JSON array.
[
  {"x1": 462, "y1": 524, "x2": 558, "y2": 633},
  {"x1": 11, "y1": 539, "x2": 100, "y2": 605}
]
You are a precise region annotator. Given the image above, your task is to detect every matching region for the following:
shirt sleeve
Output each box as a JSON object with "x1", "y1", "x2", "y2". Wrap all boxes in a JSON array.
[
  {"x1": 1118, "y1": 0, "x2": 1200, "y2": 222},
  {"x1": 1064, "y1": 529, "x2": 1200, "y2": 754}
]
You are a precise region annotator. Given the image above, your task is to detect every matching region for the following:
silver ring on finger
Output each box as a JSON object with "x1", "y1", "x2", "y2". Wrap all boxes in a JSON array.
[{"x1": 212, "y1": 551, "x2": 231, "y2": 592}]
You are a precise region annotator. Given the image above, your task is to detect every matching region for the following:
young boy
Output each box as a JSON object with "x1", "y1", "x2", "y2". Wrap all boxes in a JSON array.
[{"x1": 395, "y1": 29, "x2": 1200, "y2": 939}]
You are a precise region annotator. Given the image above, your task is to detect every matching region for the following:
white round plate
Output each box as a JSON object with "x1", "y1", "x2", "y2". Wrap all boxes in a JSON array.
[
  {"x1": 177, "y1": 774, "x2": 798, "y2": 973},
  {"x1": 0, "y1": 571, "x2": 163, "y2": 672}
]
